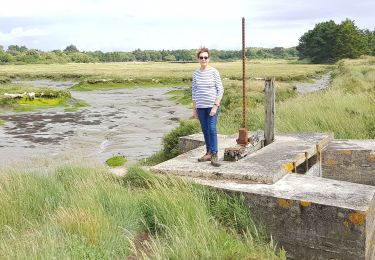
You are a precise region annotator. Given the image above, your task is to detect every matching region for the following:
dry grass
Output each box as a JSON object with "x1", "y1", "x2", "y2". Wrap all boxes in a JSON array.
[{"x1": 0, "y1": 60, "x2": 329, "y2": 82}]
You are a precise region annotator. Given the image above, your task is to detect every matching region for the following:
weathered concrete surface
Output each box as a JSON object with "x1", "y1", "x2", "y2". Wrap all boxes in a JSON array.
[
  {"x1": 322, "y1": 140, "x2": 375, "y2": 185},
  {"x1": 194, "y1": 174, "x2": 375, "y2": 260},
  {"x1": 178, "y1": 133, "x2": 227, "y2": 154},
  {"x1": 152, "y1": 132, "x2": 333, "y2": 184}
]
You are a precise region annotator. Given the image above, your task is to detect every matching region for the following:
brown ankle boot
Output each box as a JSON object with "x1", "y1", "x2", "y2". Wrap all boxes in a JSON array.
[
  {"x1": 211, "y1": 153, "x2": 221, "y2": 167},
  {"x1": 198, "y1": 152, "x2": 212, "y2": 162}
]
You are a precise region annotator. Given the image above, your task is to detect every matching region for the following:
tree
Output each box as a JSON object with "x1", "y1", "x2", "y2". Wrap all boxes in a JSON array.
[
  {"x1": 297, "y1": 20, "x2": 338, "y2": 63},
  {"x1": 334, "y1": 19, "x2": 369, "y2": 59},
  {"x1": 297, "y1": 19, "x2": 374, "y2": 63},
  {"x1": 163, "y1": 54, "x2": 176, "y2": 61},
  {"x1": 63, "y1": 44, "x2": 79, "y2": 53},
  {"x1": 7, "y1": 45, "x2": 28, "y2": 52}
]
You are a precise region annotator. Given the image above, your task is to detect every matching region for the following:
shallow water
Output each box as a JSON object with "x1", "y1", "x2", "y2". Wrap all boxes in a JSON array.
[
  {"x1": 295, "y1": 73, "x2": 331, "y2": 94},
  {"x1": 0, "y1": 84, "x2": 191, "y2": 168}
]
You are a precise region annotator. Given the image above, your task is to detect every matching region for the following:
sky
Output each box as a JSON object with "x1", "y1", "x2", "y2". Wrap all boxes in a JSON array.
[{"x1": 0, "y1": 0, "x2": 374, "y2": 52}]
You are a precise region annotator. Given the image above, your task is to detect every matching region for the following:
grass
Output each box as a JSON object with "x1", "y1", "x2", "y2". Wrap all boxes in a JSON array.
[
  {"x1": 0, "y1": 164, "x2": 285, "y2": 259},
  {"x1": 142, "y1": 56, "x2": 375, "y2": 167},
  {"x1": 266, "y1": 56, "x2": 375, "y2": 139},
  {"x1": 0, "y1": 57, "x2": 372, "y2": 258},
  {"x1": 105, "y1": 155, "x2": 127, "y2": 167},
  {"x1": 70, "y1": 78, "x2": 187, "y2": 91},
  {"x1": 215, "y1": 56, "x2": 375, "y2": 139},
  {"x1": 0, "y1": 61, "x2": 330, "y2": 91}
]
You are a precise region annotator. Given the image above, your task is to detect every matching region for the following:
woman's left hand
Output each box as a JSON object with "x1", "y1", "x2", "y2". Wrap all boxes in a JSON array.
[{"x1": 210, "y1": 106, "x2": 218, "y2": 116}]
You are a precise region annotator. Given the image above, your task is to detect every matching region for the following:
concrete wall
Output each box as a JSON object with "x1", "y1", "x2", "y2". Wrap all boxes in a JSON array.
[
  {"x1": 243, "y1": 194, "x2": 367, "y2": 259},
  {"x1": 322, "y1": 140, "x2": 375, "y2": 185},
  {"x1": 178, "y1": 133, "x2": 205, "y2": 154},
  {"x1": 200, "y1": 174, "x2": 375, "y2": 260}
]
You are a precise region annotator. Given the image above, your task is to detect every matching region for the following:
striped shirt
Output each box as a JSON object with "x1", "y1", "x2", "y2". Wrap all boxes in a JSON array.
[{"x1": 192, "y1": 67, "x2": 224, "y2": 108}]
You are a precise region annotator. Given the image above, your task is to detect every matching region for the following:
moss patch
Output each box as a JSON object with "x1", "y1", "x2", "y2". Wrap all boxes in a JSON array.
[{"x1": 106, "y1": 155, "x2": 127, "y2": 167}]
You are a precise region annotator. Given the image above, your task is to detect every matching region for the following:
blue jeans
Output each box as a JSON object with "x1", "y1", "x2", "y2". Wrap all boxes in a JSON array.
[{"x1": 197, "y1": 107, "x2": 220, "y2": 154}]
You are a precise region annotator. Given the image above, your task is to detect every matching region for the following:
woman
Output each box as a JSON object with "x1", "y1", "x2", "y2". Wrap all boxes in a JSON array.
[{"x1": 192, "y1": 47, "x2": 224, "y2": 167}]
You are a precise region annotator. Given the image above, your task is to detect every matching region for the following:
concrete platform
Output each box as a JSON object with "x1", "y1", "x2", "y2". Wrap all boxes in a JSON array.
[
  {"x1": 322, "y1": 140, "x2": 375, "y2": 185},
  {"x1": 195, "y1": 174, "x2": 375, "y2": 260},
  {"x1": 150, "y1": 132, "x2": 375, "y2": 259},
  {"x1": 152, "y1": 132, "x2": 333, "y2": 184}
]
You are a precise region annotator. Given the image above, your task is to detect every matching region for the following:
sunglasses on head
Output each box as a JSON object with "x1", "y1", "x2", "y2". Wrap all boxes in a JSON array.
[{"x1": 199, "y1": 56, "x2": 209, "y2": 60}]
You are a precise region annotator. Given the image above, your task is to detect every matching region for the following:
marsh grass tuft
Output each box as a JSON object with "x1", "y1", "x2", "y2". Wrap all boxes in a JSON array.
[{"x1": 0, "y1": 164, "x2": 284, "y2": 259}]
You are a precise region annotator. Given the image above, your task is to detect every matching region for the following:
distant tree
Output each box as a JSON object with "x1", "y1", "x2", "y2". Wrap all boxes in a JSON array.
[
  {"x1": 368, "y1": 30, "x2": 375, "y2": 55},
  {"x1": 297, "y1": 20, "x2": 338, "y2": 63},
  {"x1": 334, "y1": 19, "x2": 369, "y2": 59},
  {"x1": 63, "y1": 44, "x2": 79, "y2": 53},
  {"x1": 362, "y1": 30, "x2": 375, "y2": 55},
  {"x1": 173, "y1": 49, "x2": 194, "y2": 61},
  {"x1": 7, "y1": 45, "x2": 28, "y2": 52},
  {"x1": 52, "y1": 49, "x2": 64, "y2": 55},
  {"x1": 68, "y1": 52, "x2": 97, "y2": 63},
  {"x1": 0, "y1": 45, "x2": 3, "y2": 51},
  {"x1": 163, "y1": 54, "x2": 176, "y2": 61},
  {"x1": 271, "y1": 47, "x2": 285, "y2": 57},
  {"x1": 0, "y1": 52, "x2": 13, "y2": 63}
]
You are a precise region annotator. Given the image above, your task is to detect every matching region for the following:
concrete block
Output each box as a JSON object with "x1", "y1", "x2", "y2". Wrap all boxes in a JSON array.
[
  {"x1": 195, "y1": 174, "x2": 375, "y2": 260},
  {"x1": 152, "y1": 132, "x2": 333, "y2": 184},
  {"x1": 178, "y1": 133, "x2": 205, "y2": 154},
  {"x1": 178, "y1": 133, "x2": 228, "y2": 154},
  {"x1": 322, "y1": 140, "x2": 375, "y2": 185}
]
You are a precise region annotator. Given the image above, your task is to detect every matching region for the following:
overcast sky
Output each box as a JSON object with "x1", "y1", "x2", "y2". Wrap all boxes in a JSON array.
[{"x1": 0, "y1": 0, "x2": 374, "y2": 51}]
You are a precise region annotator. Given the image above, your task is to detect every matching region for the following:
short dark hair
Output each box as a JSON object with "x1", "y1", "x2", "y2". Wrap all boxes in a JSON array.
[{"x1": 196, "y1": 47, "x2": 210, "y2": 58}]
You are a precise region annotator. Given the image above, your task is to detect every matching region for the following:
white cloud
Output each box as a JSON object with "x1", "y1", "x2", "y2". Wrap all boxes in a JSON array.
[
  {"x1": 0, "y1": 27, "x2": 48, "y2": 42},
  {"x1": 0, "y1": 0, "x2": 374, "y2": 50}
]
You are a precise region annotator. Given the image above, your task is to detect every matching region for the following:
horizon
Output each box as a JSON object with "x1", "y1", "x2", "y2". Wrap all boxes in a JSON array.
[
  {"x1": 1, "y1": 0, "x2": 374, "y2": 52},
  {"x1": 1, "y1": 45, "x2": 298, "y2": 52}
]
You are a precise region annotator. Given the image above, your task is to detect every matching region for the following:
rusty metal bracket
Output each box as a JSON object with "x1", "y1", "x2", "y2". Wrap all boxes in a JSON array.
[{"x1": 225, "y1": 133, "x2": 264, "y2": 161}]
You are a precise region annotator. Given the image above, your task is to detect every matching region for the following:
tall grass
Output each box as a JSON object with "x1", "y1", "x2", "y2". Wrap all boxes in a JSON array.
[
  {"x1": 274, "y1": 57, "x2": 375, "y2": 138},
  {"x1": 218, "y1": 56, "x2": 375, "y2": 139},
  {"x1": 0, "y1": 165, "x2": 284, "y2": 259}
]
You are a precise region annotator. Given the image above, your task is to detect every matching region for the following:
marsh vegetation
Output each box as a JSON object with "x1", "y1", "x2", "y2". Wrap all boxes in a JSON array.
[{"x1": 0, "y1": 56, "x2": 374, "y2": 258}]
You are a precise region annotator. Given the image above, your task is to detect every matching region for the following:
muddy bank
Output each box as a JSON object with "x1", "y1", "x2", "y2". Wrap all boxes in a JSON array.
[
  {"x1": 0, "y1": 86, "x2": 191, "y2": 167},
  {"x1": 11, "y1": 80, "x2": 77, "y2": 89}
]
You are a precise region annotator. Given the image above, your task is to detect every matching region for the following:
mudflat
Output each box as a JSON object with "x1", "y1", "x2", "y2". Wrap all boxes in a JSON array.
[{"x1": 0, "y1": 85, "x2": 191, "y2": 167}]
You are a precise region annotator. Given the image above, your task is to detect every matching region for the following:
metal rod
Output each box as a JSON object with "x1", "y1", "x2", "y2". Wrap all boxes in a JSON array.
[{"x1": 242, "y1": 17, "x2": 246, "y2": 128}]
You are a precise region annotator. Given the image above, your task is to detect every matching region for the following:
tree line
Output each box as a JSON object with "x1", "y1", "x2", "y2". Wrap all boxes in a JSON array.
[
  {"x1": 1, "y1": 18, "x2": 373, "y2": 65},
  {"x1": 0, "y1": 44, "x2": 298, "y2": 64},
  {"x1": 297, "y1": 19, "x2": 375, "y2": 63}
]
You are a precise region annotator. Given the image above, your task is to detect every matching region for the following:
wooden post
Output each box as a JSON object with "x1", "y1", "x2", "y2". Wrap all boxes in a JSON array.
[{"x1": 264, "y1": 78, "x2": 275, "y2": 146}]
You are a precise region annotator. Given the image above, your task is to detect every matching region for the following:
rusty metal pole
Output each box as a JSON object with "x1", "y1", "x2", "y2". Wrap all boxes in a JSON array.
[
  {"x1": 242, "y1": 17, "x2": 246, "y2": 129},
  {"x1": 236, "y1": 17, "x2": 250, "y2": 146}
]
